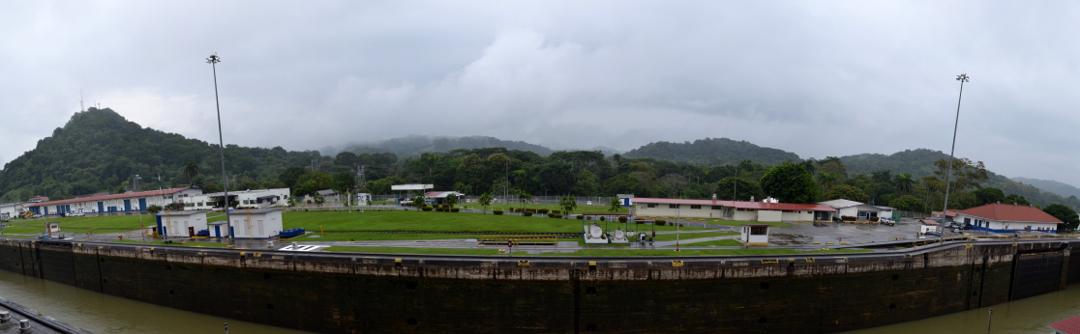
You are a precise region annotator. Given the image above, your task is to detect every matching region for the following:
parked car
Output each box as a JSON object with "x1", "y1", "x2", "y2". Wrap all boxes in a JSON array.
[{"x1": 878, "y1": 217, "x2": 895, "y2": 226}]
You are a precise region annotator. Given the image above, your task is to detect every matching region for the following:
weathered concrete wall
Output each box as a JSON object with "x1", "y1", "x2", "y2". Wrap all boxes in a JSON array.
[{"x1": 0, "y1": 239, "x2": 1074, "y2": 333}]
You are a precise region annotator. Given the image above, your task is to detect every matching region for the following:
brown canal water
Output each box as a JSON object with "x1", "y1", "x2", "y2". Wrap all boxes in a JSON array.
[
  {"x1": 0, "y1": 270, "x2": 304, "y2": 333},
  {"x1": 848, "y1": 285, "x2": 1080, "y2": 334}
]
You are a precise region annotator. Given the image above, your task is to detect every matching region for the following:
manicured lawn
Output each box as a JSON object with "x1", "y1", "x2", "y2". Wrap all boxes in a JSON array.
[
  {"x1": 283, "y1": 210, "x2": 701, "y2": 241},
  {"x1": 2, "y1": 214, "x2": 155, "y2": 235},
  {"x1": 460, "y1": 202, "x2": 628, "y2": 214},
  {"x1": 680, "y1": 239, "x2": 743, "y2": 247},
  {"x1": 323, "y1": 246, "x2": 502, "y2": 256}
]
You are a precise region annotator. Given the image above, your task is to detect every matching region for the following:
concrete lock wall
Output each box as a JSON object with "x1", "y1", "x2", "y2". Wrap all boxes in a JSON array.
[{"x1": 0, "y1": 238, "x2": 1074, "y2": 333}]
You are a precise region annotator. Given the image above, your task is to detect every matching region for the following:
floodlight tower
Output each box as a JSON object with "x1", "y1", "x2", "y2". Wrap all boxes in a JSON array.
[
  {"x1": 207, "y1": 53, "x2": 232, "y2": 240},
  {"x1": 942, "y1": 73, "x2": 969, "y2": 215}
]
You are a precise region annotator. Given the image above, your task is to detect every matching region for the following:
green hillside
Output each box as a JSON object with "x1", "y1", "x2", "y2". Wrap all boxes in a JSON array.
[
  {"x1": 623, "y1": 138, "x2": 801, "y2": 166},
  {"x1": 0, "y1": 108, "x2": 320, "y2": 201}
]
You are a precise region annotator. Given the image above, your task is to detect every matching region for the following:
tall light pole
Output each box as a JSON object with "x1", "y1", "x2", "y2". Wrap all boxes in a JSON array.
[
  {"x1": 207, "y1": 53, "x2": 232, "y2": 241},
  {"x1": 942, "y1": 73, "x2": 969, "y2": 216}
]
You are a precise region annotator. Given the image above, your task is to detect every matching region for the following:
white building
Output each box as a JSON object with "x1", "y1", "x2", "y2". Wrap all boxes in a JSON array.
[
  {"x1": 27, "y1": 187, "x2": 202, "y2": 216},
  {"x1": 955, "y1": 203, "x2": 1063, "y2": 233},
  {"x1": 819, "y1": 199, "x2": 888, "y2": 220},
  {"x1": 0, "y1": 202, "x2": 23, "y2": 220},
  {"x1": 156, "y1": 211, "x2": 209, "y2": 238},
  {"x1": 632, "y1": 197, "x2": 836, "y2": 223},
  {"x1": 225, "y1": 207, "x2": 285, "y2": 238},
  {"x1": 183, "y1": 188, "x2": 291, "y2": 211},
  {"x1": 740, "y1": 224, "x2": 770, "y2": 246}
]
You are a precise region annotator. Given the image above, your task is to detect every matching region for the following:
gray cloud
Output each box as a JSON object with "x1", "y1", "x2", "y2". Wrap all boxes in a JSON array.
[{"x1": 2, "y1": 1, "x2": 1079, "y2": 185}]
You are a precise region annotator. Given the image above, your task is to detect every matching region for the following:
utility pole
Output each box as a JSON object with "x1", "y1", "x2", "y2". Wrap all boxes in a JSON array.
[
  {"x1": 943, "y1": 73, "x2": 969, "y2": 215},
  {"x1": 207, "y1": 53, "x2": 232, "y2": 241}
]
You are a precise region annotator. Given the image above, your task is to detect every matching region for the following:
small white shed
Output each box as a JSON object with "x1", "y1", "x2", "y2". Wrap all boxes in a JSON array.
[
  {"x1": 227, "y1": 208, "x2": 285, "y2": 239},
  {"x1": 740, "y1": 224, "x2": 770, "y2": 246},
  {"x1": 156, "y1": 211, "x2": 208, "y2": 238}
]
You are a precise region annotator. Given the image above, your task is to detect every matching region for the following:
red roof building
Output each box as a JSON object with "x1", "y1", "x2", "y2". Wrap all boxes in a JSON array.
[
  {"x1": 26, "y1": 187, "x2": 201, "y2": 216},
  {"x1": 631, "y1": 197, "x2": 835, "y2": 222},
  {"x1": 956, "y1": 203, "x2": 1063, "y2": 233}
]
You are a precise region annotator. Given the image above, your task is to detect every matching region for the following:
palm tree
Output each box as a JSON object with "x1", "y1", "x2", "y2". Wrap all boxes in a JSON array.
[
  {"x1": 183, "y1": 162, "x2": 199, "y2": 185},
  {"x1": 479, "y1": 193, "x2": 493, "y2": 214}
]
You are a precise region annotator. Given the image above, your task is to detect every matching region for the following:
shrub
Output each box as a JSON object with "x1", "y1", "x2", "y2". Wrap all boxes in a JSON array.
[
  {"x1": 537, "y1": 209, "x2": 549, "y2": 214},
  {"x1": 576, "y1": 215, "x2": 584, "y2": 220},
  {"x1": 599, "y1": 216, "x2": 606, "y2": 221},
  {"x1": 450, "y1": 208, "x2": 460, "y2": 213},
  {"x1": 550, "y1": 210, "x2": 561, "y2": 215},
  {"x1": 635, "y1": 220, "x2": 644, "y2": 224},
  {"x1": 523, "y1": 212, "x2": 534, "y2": 217},
  {"x1": 618, "y1": 216, "x2": 627, "y2": 223},
  {"x1": 655, "y1": 220, "x2": 666, "y2": 226},
  {"x1": 548, "y1": 214, "x2": 562, "y2": 219},
  {"x1": 422, "y1": 207, "x2": 433, "y2": 212},
  {"x1": 493, "y1": 210, "x2": 504, "y2": 215}
]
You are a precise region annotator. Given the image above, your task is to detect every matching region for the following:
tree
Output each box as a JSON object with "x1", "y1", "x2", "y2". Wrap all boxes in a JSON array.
[
  {"x1": 560, "y1": 195, "x2": 577, "y2": 215},
  {"x1": 824, "y1": 184, "x2": 869, "y2": 203},
  {"x1": 760, "y1": 163, "x2": 818, "y2": 203},
  {"x1": 478, "y1": 193, "x2": 493, "y2": 213},
  {"x1": 1004, "y1": 194, "x2": 1030, "y2": 206},
  {"x1": 146, "y1": 205, "x2": 163, "y2": 215},
  {"x1": 313, "y1": 193, "x2": 325, "y2": 207},
  {"x1": 445, "y1": 194, "x2": 458, "y2": 209},
  {"x1": 1043, "y1": 204, "x2": 1079, "y2": 231},
  {"x1": 609, "y1": 197, "x2": 621, "y2": 213},
  {"x1": 889, "y1": 195, "x2": 924, "y2": 213},
  {"x1": 973, "y1": 187, "x2": 1005, "y2": 206},
  {"x1": 182, "y1": 162, "x2": 199, "y2": 185},
  {"x1": 294, "y1": 171, "x2": 333, "y2": 196},
  {"x1": 413, "y1": 194, "x2": 426, "y2": 210},
  {"x1": 715, "y1": 177, "x2": 762, "y2": 201},
  {"x1": 332, "y1": 171, "x2": 356, "y2": 195}
]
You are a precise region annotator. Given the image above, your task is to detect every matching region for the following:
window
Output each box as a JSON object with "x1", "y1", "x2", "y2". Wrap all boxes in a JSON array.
[
  {"x1": 749, "y1": 226, "x2": 767, "y2": 235},
  {"x1": 647, "y1": 203, "x2": 657, "y2": 208},
  {"x1": 669, "y1": 204, "x2": 679, "y2": 209},
  {"x1": 690, "y1": 205, "x2": 701, "y2": 209},
  {"x1": 711, "y1": 206, "x2": 723, "y2": 210}
]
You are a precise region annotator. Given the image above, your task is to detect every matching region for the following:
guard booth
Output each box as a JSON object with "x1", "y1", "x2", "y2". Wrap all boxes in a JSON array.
[
  {"x1": 156, "y1": 211, "x2": 208, "y2": 238},
  {"x1": 740, "y1": 224, "x2": 769, "y2": 247}
]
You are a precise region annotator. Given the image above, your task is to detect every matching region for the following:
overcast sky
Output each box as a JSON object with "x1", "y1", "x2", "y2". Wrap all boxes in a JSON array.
[{"x1": 2, "y1": 1, "x2": 1079, "y2": 185}]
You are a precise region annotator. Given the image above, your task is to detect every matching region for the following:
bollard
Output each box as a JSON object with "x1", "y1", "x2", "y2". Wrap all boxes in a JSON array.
[
  {"x1": 0, "y1": 311, "x2": 9, "y2": 323},
  {"x1": 18, "y1": 319, "x2": 30, "y2": 332}
]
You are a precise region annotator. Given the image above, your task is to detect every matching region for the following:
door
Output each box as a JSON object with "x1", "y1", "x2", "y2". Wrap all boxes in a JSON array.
[
  {"x1": 97, "y1": 202, "x2": 104, "y2": 213},
  {"x1": 138, "y1": 199, "x2": 147, "y2": 212},
  {"x1": 123, "y1": 200, "x2": 131, "y2": 212},
  {"x1": 188, "y1": 226, "x2": 195, "y2": 237},
  {"x1": 214, "y1": 225, "x2": 221, "y2": 238}
]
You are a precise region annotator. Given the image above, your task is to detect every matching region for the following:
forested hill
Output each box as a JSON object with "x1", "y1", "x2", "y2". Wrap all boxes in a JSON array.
[
  {"x1": 0, "y1": 108, "x2": 320, "y2": 201},
  {"x1": 1012, "y1": 177, "x2": 1080, "y2": 199},
  {"x1": 343, "y1": 136, "x2": 553, "y2": 157},
  {"x1": 838, "y1": 149, "x2": 1080, "y2": 209},
  {"x1": 838, "y1": 149, "x2": 948, "y2": 177},
  {"x1": 623, "y1": 138, "x2": 801, "y2": 165}
]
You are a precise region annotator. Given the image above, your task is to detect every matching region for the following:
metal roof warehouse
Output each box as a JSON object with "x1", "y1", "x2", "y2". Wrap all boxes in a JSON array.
[{"x1": 631, "y1": 197, "x2": 836, "y2": 222}]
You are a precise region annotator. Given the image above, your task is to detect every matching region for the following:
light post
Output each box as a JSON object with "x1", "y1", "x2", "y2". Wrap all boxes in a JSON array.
[
  {"x1": 942, "y1": 73, "x2": 969, "y2": 216},
  {"x1": 207, "y1": 53, "x2": 232, "y2": 242}
]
